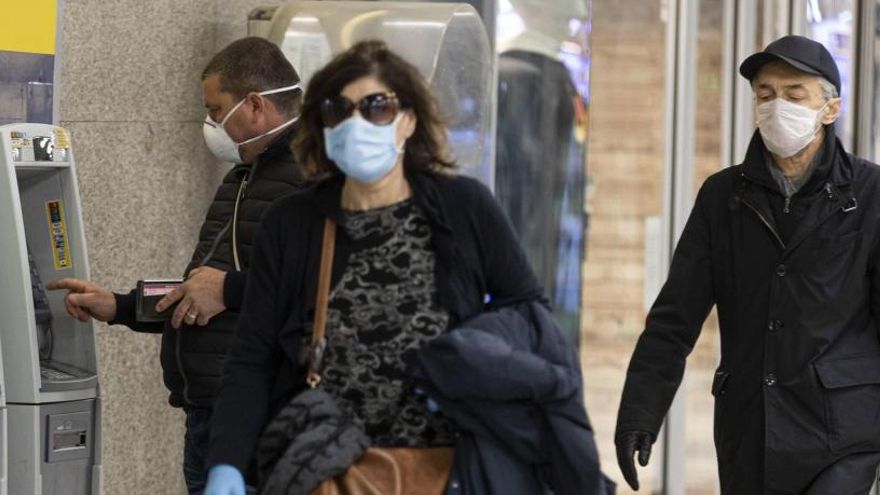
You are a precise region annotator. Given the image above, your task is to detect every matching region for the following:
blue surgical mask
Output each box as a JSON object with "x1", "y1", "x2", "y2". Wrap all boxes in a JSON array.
[{"x1": 323, "y1": 114, "x2": 403, "y2": 183}]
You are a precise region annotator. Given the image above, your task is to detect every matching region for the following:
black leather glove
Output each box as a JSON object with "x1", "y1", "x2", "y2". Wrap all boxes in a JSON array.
[{"x1": 615, "y1": 430, "x2": 654, "y2": 491}]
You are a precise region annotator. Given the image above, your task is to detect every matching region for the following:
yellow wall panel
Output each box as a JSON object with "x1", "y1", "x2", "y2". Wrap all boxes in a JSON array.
[{"x1": 0, "y1": 0, "x2": 57, "y2": 55}]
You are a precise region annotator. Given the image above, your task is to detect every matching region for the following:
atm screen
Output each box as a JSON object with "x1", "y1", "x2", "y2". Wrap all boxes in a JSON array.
[{"x1": 27, "y1": 247, "x2": 54, "y2": 360}]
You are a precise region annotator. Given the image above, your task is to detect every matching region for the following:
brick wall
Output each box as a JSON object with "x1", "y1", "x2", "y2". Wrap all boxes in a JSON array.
[{"x1": 583, "y1": 0, "x2": 668, "y2": 346}]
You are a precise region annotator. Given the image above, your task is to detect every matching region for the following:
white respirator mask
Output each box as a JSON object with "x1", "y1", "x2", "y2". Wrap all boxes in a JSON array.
[
  {"x1": 203, "y1": 83, "x2": 301, "y2": 164},
  {"x1": 756, "y1": 98, "x2": 829, "y2": 158}
]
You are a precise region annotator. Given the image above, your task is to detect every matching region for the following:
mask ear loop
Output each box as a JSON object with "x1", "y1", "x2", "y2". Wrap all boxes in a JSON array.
[
  {"x1": 213, "y1": 82, "x2": 303, "y2": 128},
  {"x1": 237, "y1": 115, "x2": 300, "y2": 147},
  {"x1": 816, "y1": 99, "x2": 835, "y2": 126},
  {"x1": 810, "y1": 100, "x2": 834, "y2": 139},
  {"x1": 258, "y1": 83, "x2": 302, "y2": 97},
  {"x1": 392, "y1": 113, "x2": 407, "y2": 155},
  {"x1": 218, "y1": 98, "x2": 248, "y2": 127},
  {"x1": 220, "y1": 83, "x2": 304, "y2": 146}
]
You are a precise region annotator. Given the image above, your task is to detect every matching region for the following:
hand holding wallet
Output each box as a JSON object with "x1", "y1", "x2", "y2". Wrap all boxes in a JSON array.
[{"x1": 136, "y1": 279, "x2": 183, "y2": 322}]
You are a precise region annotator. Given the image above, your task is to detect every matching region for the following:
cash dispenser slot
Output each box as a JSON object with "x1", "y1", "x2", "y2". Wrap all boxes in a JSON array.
[
  {"x1": 45, "y1": 409, "x2": 92, "y2": 463},
  {"x1": 52, "y1": 429, "x2": 87, "y2": 452}
]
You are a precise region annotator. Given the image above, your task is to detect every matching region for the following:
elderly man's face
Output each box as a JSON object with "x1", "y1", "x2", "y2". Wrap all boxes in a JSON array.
[{"x1": 752, "y1": 61, "x2": 841, "y2": 124}]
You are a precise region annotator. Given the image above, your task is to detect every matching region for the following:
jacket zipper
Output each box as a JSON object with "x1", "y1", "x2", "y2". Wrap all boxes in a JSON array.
[
  {"x1": 196, "y1": 219, "x2": 233, "y2": 267},
  {"x1": 740, "y1": 196, "x2": 786, "y2": 250},
  {"x1": 783, "y1": 197, "x2": 791, "y2": 214},
  {"x1": 176, "y1": 326, "x2": 191, "y2": 404},
  {"x1": 231, "y1": 170, "x2": 250, "y2": 271},
  {"x1": 178, "y1": 169, "x2": 250, "y2": 405},
  {"x1": 196, "y1": 168, "x2": 251, "y2": 267}
]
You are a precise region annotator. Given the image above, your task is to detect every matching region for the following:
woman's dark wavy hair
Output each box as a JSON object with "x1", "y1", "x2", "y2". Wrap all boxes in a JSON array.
[{"x1": 293, "y1": 40, "x2": 455, "y2": 179}]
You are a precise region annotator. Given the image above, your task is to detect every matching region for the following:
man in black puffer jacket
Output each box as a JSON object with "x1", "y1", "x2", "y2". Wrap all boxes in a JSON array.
[{"x1": 47, "y1": 37, "x2": 307, "y2": 494}]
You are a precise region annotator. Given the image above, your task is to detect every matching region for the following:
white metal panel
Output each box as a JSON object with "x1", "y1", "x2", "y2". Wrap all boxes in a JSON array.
[
  {"x1": 732, "y1": 0, "x2": 759, "y2": 164},
  {"x1": 855, "y1": 0, "x2": 874, "y2": 158},
  {"x1": 0, "y1": 407, "x2": 6, "y2": 495},
  {"x1": 660, "y1": 0, "x2": 699, "y2": 492},
  {"x1": 7, "y1": 405, "x2": 40, "y2": 495},
  {"x1": 0, "y1": 127, "x2": 41, "y2": 404}
]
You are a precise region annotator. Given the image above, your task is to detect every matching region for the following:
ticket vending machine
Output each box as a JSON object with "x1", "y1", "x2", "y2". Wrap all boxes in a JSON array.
[
  {"x1": 251, "y1": 1, "x2": 496, "y2": 186},
  {"x1": 0, "y1": 123, "x2": 101, "y2": 495}
]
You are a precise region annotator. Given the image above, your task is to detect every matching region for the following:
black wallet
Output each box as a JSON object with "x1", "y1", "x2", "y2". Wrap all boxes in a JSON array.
[{"x1": 136, "y1": 279, "x2": 183, "y2": 322}]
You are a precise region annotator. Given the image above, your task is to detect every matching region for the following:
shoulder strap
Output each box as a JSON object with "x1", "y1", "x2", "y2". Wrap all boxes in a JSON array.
[{"x1": 306, "y1": 217, "x2": 336, "y2": 388}]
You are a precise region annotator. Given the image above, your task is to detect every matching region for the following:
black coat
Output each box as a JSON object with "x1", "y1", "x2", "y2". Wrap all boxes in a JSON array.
[
  {"x1": 408, "y1": 301, "x2": 614, "y2": 495},
  {"x1": 617, "y1": 130, "x2": 880, "y2": 493},
  {"x1": 207, "y1": 170, "x2": 544, "y2": 474},
  {"x1": 110, "y1": 127, "x2": 305, "y2": 407}
]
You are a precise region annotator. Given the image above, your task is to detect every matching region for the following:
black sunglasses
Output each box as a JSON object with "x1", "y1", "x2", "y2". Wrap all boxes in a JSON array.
[{"x1": 320, "y1": 92, "x2": 401, "y2": 128}]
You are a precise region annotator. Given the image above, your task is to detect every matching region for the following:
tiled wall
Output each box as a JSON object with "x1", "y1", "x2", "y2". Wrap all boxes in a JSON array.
[{"x1": 60, "y1": 1, "x2": 286, "y2": 492}]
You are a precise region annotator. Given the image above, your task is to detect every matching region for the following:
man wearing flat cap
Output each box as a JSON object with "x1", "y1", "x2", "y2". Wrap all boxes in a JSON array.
[{"x1": 615, "y1": 35, "x2": 880, "y2": 493}]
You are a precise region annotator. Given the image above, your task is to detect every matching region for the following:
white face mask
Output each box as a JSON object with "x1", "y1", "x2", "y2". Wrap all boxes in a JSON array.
[
  {"x1": 203, "y1": 83, "x2": 301, "y2": 164},
  {"x1": 756, "y1": 98, "x2": 829, "y2": 158}
]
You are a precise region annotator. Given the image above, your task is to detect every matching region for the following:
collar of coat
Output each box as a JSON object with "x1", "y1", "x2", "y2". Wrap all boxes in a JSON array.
[
  {"x1": 732, "y1": 128, "x2": 859, "y2": 252},
  {"x1": 248, "y1": 124, "x2": 298, "y2": 170},
  {"x1": 311, "y1": 167, "x2": 456, "y2": 233},
  {"x1": 228, "y1": 124, "x2": 302, "y2": 183},
  {"x1": 741, "y1": 126, "x2": 852, "y2": 193}
]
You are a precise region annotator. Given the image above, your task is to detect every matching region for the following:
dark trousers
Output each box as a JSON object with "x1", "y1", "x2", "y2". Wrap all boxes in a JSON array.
[
  {"x1": 804, "y1": 452, "x2": 880, "y2": 495},
  {"x1": 184, "y1": 407, "x2": 213, "y2": 495},
  {"x1": 184, "y1": 406, "x2": 257, "y2": 495}
]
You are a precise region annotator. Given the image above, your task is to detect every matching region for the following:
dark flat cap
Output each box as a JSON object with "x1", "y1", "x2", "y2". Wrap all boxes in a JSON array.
[{"x1": 739, "y1": 35, "x2": 840, "y2": 93}]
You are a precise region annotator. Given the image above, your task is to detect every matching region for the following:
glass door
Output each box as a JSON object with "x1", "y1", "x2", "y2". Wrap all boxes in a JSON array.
[
  {"x1": 493, "y1": 0, "x2": 590, "y2": 348},
  {"x1": 797, "y1": 0, "x2": 856, "y2": 148}
]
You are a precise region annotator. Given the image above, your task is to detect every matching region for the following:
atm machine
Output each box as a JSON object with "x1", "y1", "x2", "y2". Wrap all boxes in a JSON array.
[
  {"x1": 0, "y1": 123, "x2": 101, "y2": 495},
  {"x1": 249, "y1": 1, "x2": 496, "y2": 186}
]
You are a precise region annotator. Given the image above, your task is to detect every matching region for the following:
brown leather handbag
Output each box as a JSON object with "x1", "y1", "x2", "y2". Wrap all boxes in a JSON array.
[{"x1": 305, "y1": 218, "x2": 454, "y2": 495}]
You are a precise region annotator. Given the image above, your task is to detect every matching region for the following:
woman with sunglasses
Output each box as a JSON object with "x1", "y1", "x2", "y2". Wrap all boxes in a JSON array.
[{"x1": 203, "y1": 40, "x2": 543, "y2": 495}]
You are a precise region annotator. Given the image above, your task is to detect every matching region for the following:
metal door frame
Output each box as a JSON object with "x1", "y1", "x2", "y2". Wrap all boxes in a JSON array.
[{"x1": 659, "y1": 0, "x2": 698, "y2": 492}]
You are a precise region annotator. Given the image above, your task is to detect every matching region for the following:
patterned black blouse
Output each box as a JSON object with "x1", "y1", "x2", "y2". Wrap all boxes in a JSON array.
[{"x1": 318, "y1": 199, "x2": 456, "y2": 447}]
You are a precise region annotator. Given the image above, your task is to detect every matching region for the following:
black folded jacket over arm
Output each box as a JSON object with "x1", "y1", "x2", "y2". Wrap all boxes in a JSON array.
[{"x1": 407, "y1": 301, "x2": 615, "y2": 495}]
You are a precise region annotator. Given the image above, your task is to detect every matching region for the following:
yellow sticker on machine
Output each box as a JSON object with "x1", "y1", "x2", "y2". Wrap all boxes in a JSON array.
[
  {"x1": 45, "y1": 199, "x2": 72, "y2": 270},
  {"x1": 53, "y1": 128, "x2": 70, "y2": 149}
]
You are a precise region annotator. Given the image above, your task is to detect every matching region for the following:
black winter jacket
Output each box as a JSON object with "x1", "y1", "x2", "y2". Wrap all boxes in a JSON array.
[
  {"x1": 207, "y1": 169, "x2": 544, "y2": 475},
  {"x1": 617, "y1": 130, "x2": 880, "y2": 494},
  {"x1": 110, "y1": 127, "x2": 304, "y2": 407},
  {"x1": 408, "y1": 301, "x2": 614, "y2": 495}
]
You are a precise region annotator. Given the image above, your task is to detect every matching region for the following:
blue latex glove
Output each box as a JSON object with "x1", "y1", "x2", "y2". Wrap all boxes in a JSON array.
[{"x1": 204, "y1": 464, "x2": 245, "y2": 495}]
